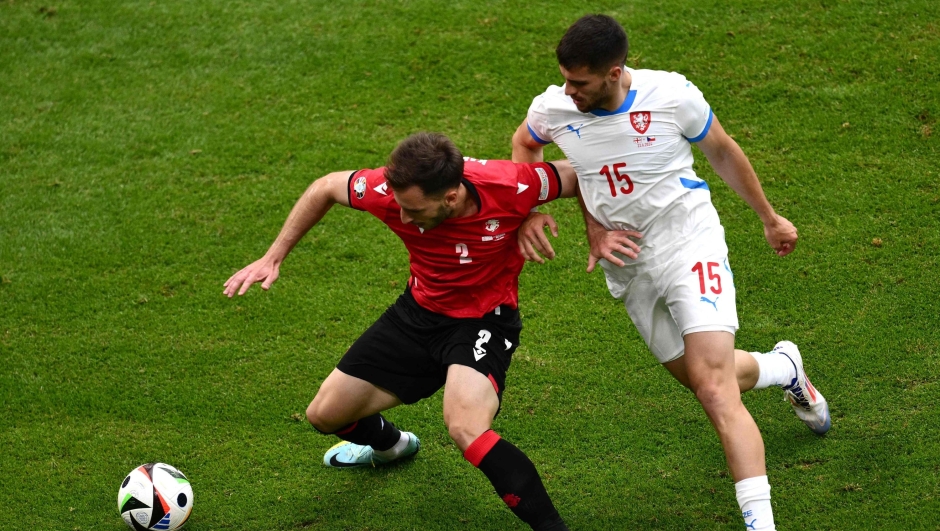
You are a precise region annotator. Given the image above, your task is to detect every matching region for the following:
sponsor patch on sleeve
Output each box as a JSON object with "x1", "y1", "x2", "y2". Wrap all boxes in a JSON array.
[
  {"x1": 536, "y1": 167, "x2": 549, "y2": 201},
  {"x1": 354, "y1": 176, "x2": 367, "y2": 199}
]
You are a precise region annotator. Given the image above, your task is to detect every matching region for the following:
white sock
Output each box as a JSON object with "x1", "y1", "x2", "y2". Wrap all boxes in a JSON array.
[
  {"x1": 372, "y1": 431, "x2": 410, "y2": 460},
  {"x1": 735, "y1": 475, "x2": 775, "y2": 530},
  {"x1": 752, "y1": 351, "x2": 797, "y2": 390}
]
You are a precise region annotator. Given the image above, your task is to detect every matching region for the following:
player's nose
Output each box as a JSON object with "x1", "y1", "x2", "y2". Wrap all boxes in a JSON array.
[{"x1": 400, "y1": 209, "x2": 413, "y2": 224}]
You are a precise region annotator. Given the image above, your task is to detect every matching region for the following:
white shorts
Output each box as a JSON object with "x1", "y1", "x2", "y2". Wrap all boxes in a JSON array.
[{"x1": 601, "y1": 225, "x2": 739, "y2": 364}]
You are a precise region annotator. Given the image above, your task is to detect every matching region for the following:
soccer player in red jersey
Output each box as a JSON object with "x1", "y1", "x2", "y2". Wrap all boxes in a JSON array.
[{"x1": 224, "y1": 132, "x2": 575, "y2": 531}]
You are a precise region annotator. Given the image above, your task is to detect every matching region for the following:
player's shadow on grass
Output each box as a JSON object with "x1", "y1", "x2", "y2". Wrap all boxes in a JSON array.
[{"x1": 293, "y1": 453, "x2": 528, "y2": 530}]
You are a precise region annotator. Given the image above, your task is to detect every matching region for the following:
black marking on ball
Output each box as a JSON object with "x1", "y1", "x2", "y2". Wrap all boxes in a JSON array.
[
  {"x1": 128, "y1": 514, "x2": 150, "y2": 531},
  {"x1": 178, "y1": 492, "x2": 188, "y2": 506},
  {"x1": 159, "y1": 465, "x2": 188, "y2": 481},
  {"x1": 148, "y1": 487, "x2": 167, "y2": 527},
  {"x1": 120, "y1": 496, "x2": 151, "y2": 514},
  {"x1": 122, "y1": 475, "x2": 131, "y2": 488}
]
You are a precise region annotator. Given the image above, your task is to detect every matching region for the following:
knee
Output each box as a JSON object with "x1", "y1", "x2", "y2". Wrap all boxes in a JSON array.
[
  {"x1": 692, "y1": 381, "x2": 739, "y2": 417},
  {"x1": 306, "y1": 400, "x2": 343, "y2": 434},
  {"x1": 445, "y1": 417, "x2": 488, "y2": 452}
]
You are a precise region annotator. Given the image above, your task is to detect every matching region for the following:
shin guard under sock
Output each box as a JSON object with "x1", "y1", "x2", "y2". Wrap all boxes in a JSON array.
[
  {"x1": 333, "y1": 413, "x2": 401, "y2": 452},
  {"x1": 464, "y1": 430, "x2": 568, "y2": 531}
]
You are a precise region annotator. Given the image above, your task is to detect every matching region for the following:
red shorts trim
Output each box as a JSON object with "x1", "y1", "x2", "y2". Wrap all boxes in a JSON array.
[{"x1": 487, "y1": 373, "x2": 499, "y2": 394}]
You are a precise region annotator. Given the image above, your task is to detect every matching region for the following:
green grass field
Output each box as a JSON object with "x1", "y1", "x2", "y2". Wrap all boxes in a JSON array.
[{"x1": 2, "y1": 0, "x2": 939, "y2": 529}]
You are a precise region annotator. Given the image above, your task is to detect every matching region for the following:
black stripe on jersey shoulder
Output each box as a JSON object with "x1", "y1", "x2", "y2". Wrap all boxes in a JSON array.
[
  {"x1": 460, "y1": 177, "x2": 483, "y2": 210},
  {"x1": 348, "y1": 170, "x2": 364, "y2": 211},
  {"x1": 544, "y1": 161, "x2": 563, "y2": 200}
]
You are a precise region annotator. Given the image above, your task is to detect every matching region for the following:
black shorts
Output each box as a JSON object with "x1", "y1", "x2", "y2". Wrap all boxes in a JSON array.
[{"x1": 336, "y1": 288, "x2": 522, "y2": 406}]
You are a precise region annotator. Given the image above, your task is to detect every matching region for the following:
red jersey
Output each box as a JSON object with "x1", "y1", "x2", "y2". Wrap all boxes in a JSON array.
[{"x1": 348, "y1": 159, "x2": 563, "y2": 318}]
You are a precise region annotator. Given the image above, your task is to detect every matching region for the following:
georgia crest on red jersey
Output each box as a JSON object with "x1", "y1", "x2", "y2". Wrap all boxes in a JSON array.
[{"x1": 348, "y1": 159, "x2": 563, "y2": 318}]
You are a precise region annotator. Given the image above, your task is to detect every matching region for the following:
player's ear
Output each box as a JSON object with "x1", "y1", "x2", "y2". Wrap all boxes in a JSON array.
[
  {"x1": 443, "y1": 187, "x2": 460, "y2": 206},
  {"x1": 607, "y1": 64, "x2": 623, "y2": 82}
]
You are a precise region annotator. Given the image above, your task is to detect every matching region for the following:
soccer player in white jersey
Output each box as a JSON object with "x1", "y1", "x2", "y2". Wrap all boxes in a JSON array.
[{"x1": 511, "y1": 14, "x2": 831, "y2": 531}]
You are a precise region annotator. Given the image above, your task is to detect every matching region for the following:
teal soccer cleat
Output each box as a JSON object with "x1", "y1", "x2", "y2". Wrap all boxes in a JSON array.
[
  {"x1": 775, "y1": 341, "x2": 831, "y2": 435},
  {"x1": 323, "y1": 432, "x2": 421, "y2": 468}
]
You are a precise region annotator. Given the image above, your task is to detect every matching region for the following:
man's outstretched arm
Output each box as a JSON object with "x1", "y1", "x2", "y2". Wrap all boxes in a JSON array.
[
  {"x1": 694, "y1": 116, "x2": 797, "y2": 257},
  {"x1": 223, "y1": 171, "x2": 352, "y2": 297}
]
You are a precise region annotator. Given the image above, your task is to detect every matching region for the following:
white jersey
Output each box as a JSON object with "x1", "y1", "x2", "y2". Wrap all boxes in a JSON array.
[{"x1": 526, "y1": 67, "x2": 719, "y2": 260}]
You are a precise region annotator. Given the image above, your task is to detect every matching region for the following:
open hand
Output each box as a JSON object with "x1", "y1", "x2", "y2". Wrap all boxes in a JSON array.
[
  {"x1": 518, "y1": 212, "x2": 559, "y2": 264},
  {"x1": 586, "y1": 228, "x2": 643, "y2": 273},
  {"x1": 223, "y1": 256, "x2": 281, "y2": 297}
]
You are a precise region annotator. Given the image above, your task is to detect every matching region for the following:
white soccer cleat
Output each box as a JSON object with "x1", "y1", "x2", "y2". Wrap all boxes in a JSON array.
[
  {"x1": 323, "y1": 432, "x2": 421, "y2": 468},
  {"x1": 774, "y1": 341, "x2": 831, "y2": 435}
]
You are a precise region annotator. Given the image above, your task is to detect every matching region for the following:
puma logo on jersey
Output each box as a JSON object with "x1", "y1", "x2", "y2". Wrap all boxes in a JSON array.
[
  {"x1": 566, "y1": 123, "x2": 584, "y2": 138},
  {"x1": 373, "y1": 182, "x2": 388, "y2": 195},
  {"x1": 700, "y1": 296, "x2": 719, "y2": 311}
]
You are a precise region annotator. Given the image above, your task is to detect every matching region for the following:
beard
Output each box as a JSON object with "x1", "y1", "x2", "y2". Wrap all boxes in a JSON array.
[
  {"x1": 577, "y1": 82, "x2": 614, "y2": 113},
  {"x1": 416, "y1": 203, "x2": 451, "y2": 230}
]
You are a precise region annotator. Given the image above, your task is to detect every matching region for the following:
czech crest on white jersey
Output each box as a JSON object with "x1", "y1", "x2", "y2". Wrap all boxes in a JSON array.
[{"x1": 630, "y1": 111, "x2": 651, "y2": 134}]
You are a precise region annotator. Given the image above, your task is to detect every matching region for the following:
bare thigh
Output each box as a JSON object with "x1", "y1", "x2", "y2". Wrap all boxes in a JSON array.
[{"x1": 442, "y1": 364, "x2": 500, "y2": 452}]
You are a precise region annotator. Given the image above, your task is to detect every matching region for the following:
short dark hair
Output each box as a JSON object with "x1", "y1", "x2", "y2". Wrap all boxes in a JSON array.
[
  {"x1": 384, "y1": 132, "x2": 464, "y2": 197},
  {"x1": 556, "y1": 14, "x2": 629, "y2": 73}
]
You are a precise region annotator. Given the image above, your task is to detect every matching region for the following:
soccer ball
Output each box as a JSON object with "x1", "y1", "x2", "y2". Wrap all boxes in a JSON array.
[{"x1": 117, "y1": 463, "x2": 193, "y2": 530}]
